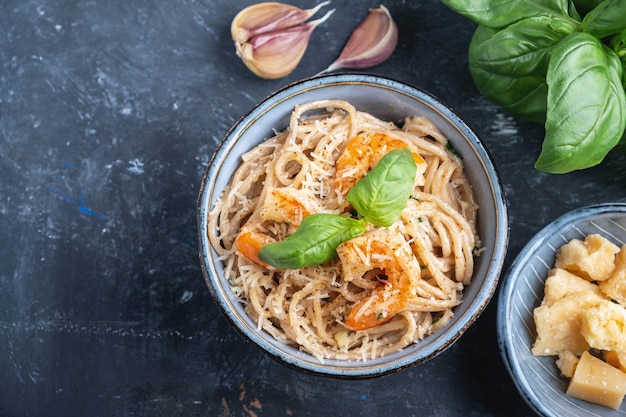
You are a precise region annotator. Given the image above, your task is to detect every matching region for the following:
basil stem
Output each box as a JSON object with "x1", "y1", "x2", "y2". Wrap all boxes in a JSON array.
[
  {"x1": 611, "y1": 29, "x2": 626, "y2": 60},
  {"x1": 258, "y1": 214, "x2": 366, "y2": 270},
  {"x1": 573, "y1": 0, "x2": 604, "y2": 17},
  {"x1": 347, "y1": 148, "x2": 417, "y2": 227}
]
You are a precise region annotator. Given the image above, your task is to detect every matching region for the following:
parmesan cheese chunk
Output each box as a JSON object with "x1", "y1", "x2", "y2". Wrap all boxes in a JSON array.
[
  {"x1": 600, "y1": 245, "x2": 626, "y2": 306},
  {"x1": 532, "y1": 291, "x2": 605, "y2": 356},
  {"x1": 543, "y1": 268, "x2": 603, "y2": 306},
  {"x1": 581, "y1": 300, "x2": 626, "y2": 352},
  {"x1": 566, "y1": 351, "x2": 626, "y2": 410},
  {"x1": 555, "y1": 234, "x2": 619, "y2": 282},
  {"x1": 557, "y1": 350, "x2": 579, "y2": 378}
]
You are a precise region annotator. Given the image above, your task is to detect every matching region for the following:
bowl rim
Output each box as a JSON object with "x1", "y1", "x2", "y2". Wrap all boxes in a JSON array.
[
  {"x1": 197, "y1": 72, "x2": 509, "y2": 378},
  {"x1": 497, "y1": 202, "x2": 626, "y2": 416}
]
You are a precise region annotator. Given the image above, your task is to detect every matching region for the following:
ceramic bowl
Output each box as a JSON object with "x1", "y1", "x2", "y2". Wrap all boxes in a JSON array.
[
  {"x1": 197, "y1": 73, "x2": 509, "y2": 378},
  {"x1": 498, "y1": 203, "x2": 626, "y2": 415}
]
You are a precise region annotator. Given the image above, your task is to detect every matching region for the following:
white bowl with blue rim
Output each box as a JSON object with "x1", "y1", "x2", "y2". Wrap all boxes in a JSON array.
[
  {"x1": 197, "y1": 73, "x2": 509, "y2": 378},
  {"x1": 498, "y1": 203, "x2": 626, "y2": 415}
]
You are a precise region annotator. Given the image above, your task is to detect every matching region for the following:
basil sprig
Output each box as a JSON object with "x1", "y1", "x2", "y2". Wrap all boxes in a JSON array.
[
  {"x1": 258, "y1": 149, "x2": 417, "y2": 269},
  {"x1": 441, "y1": 0, "x2": 626, "y2": 173}
]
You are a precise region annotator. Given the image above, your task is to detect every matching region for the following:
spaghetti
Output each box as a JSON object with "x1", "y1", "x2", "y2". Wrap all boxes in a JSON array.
[{"x1": 208, "y1": 99, "x2": 480, "y2": 361}]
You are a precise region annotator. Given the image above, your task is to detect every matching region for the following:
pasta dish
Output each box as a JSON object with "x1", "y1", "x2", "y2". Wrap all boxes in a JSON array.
[{"x1": 208, "y1": 99, "x2": 480, "y2": 361}]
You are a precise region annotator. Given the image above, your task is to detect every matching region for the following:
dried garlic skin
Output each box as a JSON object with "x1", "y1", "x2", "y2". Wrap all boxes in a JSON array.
[
  {"x1": 231, "y1": 1, "x2": 329, "y2": 44},
  {"x1": 320, "y1": 5, "x2": 398, "y2": 74},
  {"x1": 231, "y1": 1, "x2": 333, "y2": 79},
  {"x1": 237, "y1": 23, "x2": 320, "y2": 79}
]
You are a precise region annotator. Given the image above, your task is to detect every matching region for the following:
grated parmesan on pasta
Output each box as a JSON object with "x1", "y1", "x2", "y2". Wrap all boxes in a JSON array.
[{"x1": 208, "y1": 100, "x2": 481, "y2": 361}]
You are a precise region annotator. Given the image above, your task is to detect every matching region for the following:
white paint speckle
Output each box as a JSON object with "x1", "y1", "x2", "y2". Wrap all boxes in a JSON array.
[
  {"x1": 28, "y1": 371, "x2": 41, "y2": 384},
  {"x1": 180, "y1": 290, "x2": 193, "y2": 303},
  {"x1": 127, "y1": 158, "x2": 144, "y2": 175},
  {"x1": 491, "y1": 112, "x2": 518, "y2": 136}
]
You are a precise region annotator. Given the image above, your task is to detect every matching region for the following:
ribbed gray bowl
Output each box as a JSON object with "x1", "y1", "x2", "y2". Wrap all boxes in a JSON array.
[{"x1": 498, "y1": 203, "x2": 626, "y2": 416}]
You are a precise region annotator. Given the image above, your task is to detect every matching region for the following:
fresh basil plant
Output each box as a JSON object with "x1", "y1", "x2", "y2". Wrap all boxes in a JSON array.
[
  {"x1": 442, "y1": 0, "x2": 626, "y2": 173},
  {"x1": 258, "y1": 149, "x2": 417, "y2": 269}
]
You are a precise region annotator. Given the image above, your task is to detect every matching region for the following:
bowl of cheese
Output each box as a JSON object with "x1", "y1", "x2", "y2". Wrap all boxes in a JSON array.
[{"x1": 498, "y1": 203, "x2": 626, "y2": 416}]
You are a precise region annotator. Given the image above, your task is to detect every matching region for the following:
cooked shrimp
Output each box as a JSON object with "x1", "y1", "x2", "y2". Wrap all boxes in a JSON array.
[
  {"x1": 334, "y1": 132, "x2": 427, "y2": 197},
  {"x1": 236, "y1": 187, "x2": 317, "y2": 267},
  {"x1": 234, "y1": 228, "x2": 276, "y2": 268},
  {"x1": 337, "y1": 227, "x2": 421, "y2": 330},
  {"x1": 261, "y1": 187, "x2": 317, "y2": 225}
]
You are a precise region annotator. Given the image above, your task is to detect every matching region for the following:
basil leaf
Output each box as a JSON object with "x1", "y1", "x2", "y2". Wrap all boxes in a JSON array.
[
  {"x1": 471, "y1": 66, "x2": 548, "y2": 123},
  {"x1": 347, "y1": 149, "x2": 417, "y2": 227},
  {"x1": 440, "y1": 0, "x2": 575, "y2": 29},
  {"x1": 469, "y1": 26, "x2": 548, "y2": 123},
  {"x1": 536, "y1": 32, "x2": 626, "y2": 173},
  {"x1": 258, "y1": 214, "x2": 366, "y2": 270},
  {"x1": 581, "y1": 0, "x2": 626, "y2": 38},
  {"x1": 469, "y1": 16, "x2": 574, "y2": 78}
]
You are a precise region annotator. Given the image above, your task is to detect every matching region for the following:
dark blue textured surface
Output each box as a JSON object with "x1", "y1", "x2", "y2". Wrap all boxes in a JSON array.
[{"x1": 1, "y1": 0, "x2": 625, "y2": 416}]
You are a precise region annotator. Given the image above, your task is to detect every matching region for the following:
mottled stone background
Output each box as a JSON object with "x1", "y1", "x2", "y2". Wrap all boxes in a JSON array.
[{"x1": 1, "y1": 0, "x2": 625, "y2": 416}]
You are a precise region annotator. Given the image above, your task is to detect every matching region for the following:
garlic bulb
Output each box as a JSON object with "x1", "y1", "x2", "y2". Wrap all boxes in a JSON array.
[
  {"x1": 231, "y1": 2, "x2": 334, "y2": 79},
  {"x1": 320, "y1": 5, "x2": 398, "y2": 74}
]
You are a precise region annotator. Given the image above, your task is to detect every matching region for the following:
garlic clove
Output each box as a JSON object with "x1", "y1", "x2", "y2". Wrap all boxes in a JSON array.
[
  {"x1": 233, "y1": 5, "x2": 334, "y2": 79},
  {"x1": 320, "y1": 5, "x2": 398, "y2": 74},
  {"x1": 231, "y1": 1, "x2": 331, "y2": 44}
]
